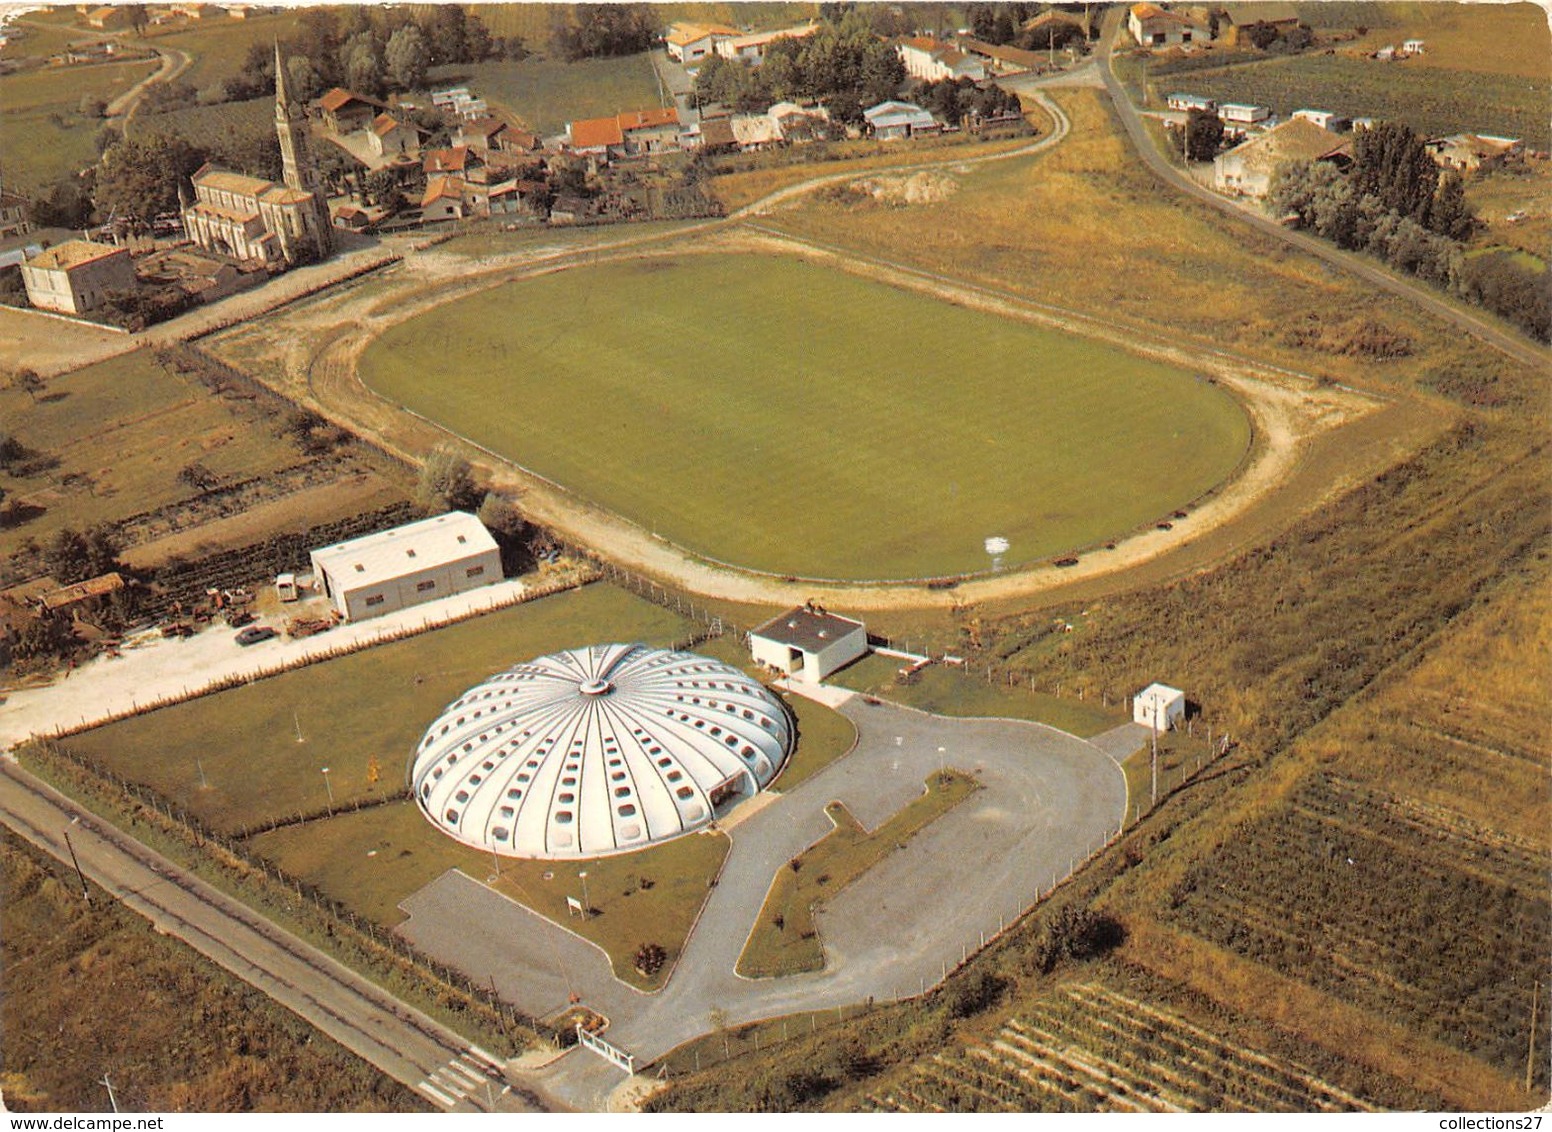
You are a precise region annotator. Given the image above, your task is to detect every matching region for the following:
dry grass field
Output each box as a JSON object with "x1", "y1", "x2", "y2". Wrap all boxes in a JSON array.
[{"x1": 0, "y1": 57, "x2": 159, "y2": 191}]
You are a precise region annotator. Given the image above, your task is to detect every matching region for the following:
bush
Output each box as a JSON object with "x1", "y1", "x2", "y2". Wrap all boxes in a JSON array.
[
  {"x1": 1031, "y1": 906, "x2": 1126, "y2": 974},
  {"x1": 945, "y1": 968, "x2": 1006, "y2": 1019}
]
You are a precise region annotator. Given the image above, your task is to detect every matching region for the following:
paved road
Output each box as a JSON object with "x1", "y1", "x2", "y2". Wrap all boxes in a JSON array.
[
  {"x1": 0, "y1": 756, "x2": 547, "y2": 1114},
  {"x1": 1097, "y1": 19, "x2": 1550, "y2": 373},
  {"x1": 400, "y1": 693, "x2": 1128, "y2": 1098}
]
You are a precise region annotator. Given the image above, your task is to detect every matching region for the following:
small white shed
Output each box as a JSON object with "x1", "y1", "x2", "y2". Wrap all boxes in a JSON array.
[
  {"x1": 1134, "y1": 683, "x2": 1186, "y2": 732},
  {"x1": 750, "y1": 605, "x2": 867, "y2": 683}
]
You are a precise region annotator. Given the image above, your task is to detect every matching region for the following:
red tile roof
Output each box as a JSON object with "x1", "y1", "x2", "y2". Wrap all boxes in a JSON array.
[{"x1": 569, "y1": 116, "x2": 624, "y2": 150}]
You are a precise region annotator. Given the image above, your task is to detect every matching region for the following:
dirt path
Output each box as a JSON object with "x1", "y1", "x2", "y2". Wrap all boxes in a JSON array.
[{"x1": 110, "y1": 43, "x2": 191, "y2": 126}]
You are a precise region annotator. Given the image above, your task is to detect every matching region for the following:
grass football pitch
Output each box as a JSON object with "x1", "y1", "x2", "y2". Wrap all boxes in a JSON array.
[{"x1": 361, "y1": 253, "x2": 1252, "y2": 581}]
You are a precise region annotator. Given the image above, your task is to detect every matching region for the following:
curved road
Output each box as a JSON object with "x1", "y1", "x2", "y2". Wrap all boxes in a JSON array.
[{"x1": 1097, "y1": 22, "x2": 1549, "y2": 373}]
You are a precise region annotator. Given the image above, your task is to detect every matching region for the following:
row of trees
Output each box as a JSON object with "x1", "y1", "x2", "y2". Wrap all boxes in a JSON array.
[
  {"x1": 693, "y1": 14, "x2": 905, "y2": 124},
  {"x1": 1270, "y1": 123, "x2": 1546, "y2": 341},
  {"x1": 966, "y1": 3, "x2": 1092, "y2": 49},
  {"x1": 552, "y1": 4, "x2": 656, "y2": 62},
  {"x1": 219, "y1": 5, "x2": 519, "y2": 106},
  {"x1": 916, "y1": 76, "x2": 1023, "y2": 124}
]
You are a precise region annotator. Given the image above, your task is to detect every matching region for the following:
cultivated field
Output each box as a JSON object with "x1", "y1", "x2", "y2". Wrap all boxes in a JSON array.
[
  {"x1": 358, "y1": 252, "x2": 1251, "y2": 581},
  {"x1": 1298, "y1": 1, "x2": 1551, "y2": 81},
  {"x1": 0, "y1": 348, "x2": 404, "y2": 568},
  {"x1": 0, "y1": 831, "x2": 424, "y2": 1113},
  {"x1": 131, "y1": 94, "x2": 272, "y2": 150},
  {"x1": 0, "y1": 58, "x2": 159, "y2": 191},
  {"x1": 1164, "y1": 54, "x2": 1549, "y2": 150}
]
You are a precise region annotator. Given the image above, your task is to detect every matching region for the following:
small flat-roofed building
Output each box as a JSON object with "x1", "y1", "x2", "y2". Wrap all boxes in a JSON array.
[
  {"x1": 865, "y1": 100, "x2": 939, "y2": 141},
  {"x1": 750, "y1": 604, "x2": 868, "y2": 683},
  {"x1": 1218, "y1": 102, "x2": 1270, "y2": 125},
  {"x1": 714, "y1": 23, "x2": 819, "y2": 64},
  {"x1": 1167, "y1": 93, "x2": 1216, "y2": 113},
  {"x1": 1291, "y1": 109, "x2": 1349, "y2": 132},
  {"x1": 1134, "y1": 683, "x2": 1186, "y2": 731},
  {"x1": 20, "y1": 239, "x2": 135, "y2": 314},
  {"x1": 309, "y1": 511, "x2": 501, "y2": 622}
]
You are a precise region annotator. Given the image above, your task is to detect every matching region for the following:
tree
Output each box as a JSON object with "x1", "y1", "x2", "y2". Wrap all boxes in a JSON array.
[
  {"x1": 10, "y1": 368, "x2": 44, "y2": 402},
  {"x1": 385, "y1": 24, "x2": 430, "y2": 91},
  {"x1": 633, "y1": 942, "x2": 667, "y2": 977},
  {"x1": 477, "y1": 491, "x2": 525, "y2": 537},
  {"x1": 416, "y1": 447, "x2": 479, "y2": 513},
  {"x1": 1351, "y1": 121, "x2": 1438, "y2": 223},
  {"x1": 284, "y1": 54, "x2": 323, "y2": 102},
  {"x1": 363, "y1": 167, "x2": 402, "y2": 209},
  {"x1": 555, "y1": 4, "x2": 655, "y2": 61},
  {"x1": 1244, "y1": 20, "x2": 1280, "y2": 49},
  {"x1": 1182, "y1": 107, "x2": 1224, "y2": 161},
  {"x1": 1428, "y1": 170, "x2": 1475, "y2": 241},
  {"x1": 177, "y1": 462, "x2": 219, "y2": 492},
  {"x1": 342, "y1": 32, "x2": 385, "y2": 97},
  {"x1": 79, "y1": 94, "x2": 107, "y2": 119},
  {"x1": 125, "y1": 4, "x2": 148, "y2": 36},
  {"x1": 95, "y1": 134, "x2": 205, "y2": 233},
  {"x1": 41, "y1": 525, "x2": 121, "y2": 584}
]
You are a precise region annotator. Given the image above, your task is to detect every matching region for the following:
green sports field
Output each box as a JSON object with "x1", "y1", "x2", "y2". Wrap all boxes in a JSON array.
[{"x1": 360, "y1": 254, "x2": 1252, "y2": 580}]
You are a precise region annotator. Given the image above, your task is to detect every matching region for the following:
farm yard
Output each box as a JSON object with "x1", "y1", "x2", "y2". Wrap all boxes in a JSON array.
[{"x1": 358, "y1": 252, "x2": 1252, "y2": 581}]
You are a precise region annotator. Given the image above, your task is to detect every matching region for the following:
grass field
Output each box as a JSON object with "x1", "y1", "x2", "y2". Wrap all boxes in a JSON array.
[
  {"x1": 360, "y1": 253, "x2": 1251, "y2": 581},
  {"x1": 829, "y1": 654, "x2": 1125, "y2": 739},
  {"x1": 0, "y1": 58, "x2": 158, "y2": 190},
  {"x1": 1166, "y1": 53, "x2": 1549, "y2": 150},
  {"x1": 425, "y1": 53, "x2": 664, "y2": 137},
  {"x1": 738, "y1": 771, "x2": 978, "y2": 979},
  {"x1": 1296, "y1": 2, "x2": 1551, "y2": 82},
  {"x1": 0, "y1": 350, "x2": 309, "y2": 559},
  {"x1": 0, "y1": 831, "x2": 424, "y2": 1113},
  {"x1": 145, "y1": 10, "x2": 303, "y2": 96},
  {"x1": 58, "y1": 584, "x2": 697, "y2": 834}
]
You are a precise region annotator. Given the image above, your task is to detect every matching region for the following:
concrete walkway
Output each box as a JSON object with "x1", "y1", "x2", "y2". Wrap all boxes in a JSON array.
[{"x1": 399, "y1": 694, "x2": 1128, "y2": 1099}]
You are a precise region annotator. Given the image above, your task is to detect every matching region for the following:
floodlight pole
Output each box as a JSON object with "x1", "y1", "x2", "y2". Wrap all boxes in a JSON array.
[
  {"x1": 579, "y1": 870, "x2": 590, "y2": 919},
  {"x1": 321, "y1": 766, "x2": 334, "y2": 808}
]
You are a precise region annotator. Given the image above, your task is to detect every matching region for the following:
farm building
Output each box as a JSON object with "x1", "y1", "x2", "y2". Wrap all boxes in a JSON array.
[
  {"x1": 1426, "y1": 134, "x2": 1524, "y2": 173},
  {"x1": 750, "y1": 605, "x2": 868, "y2": 683},
  {"x1": 1134, "y1": 683, "x2": 1186, "y2": 731},
  {"x1": 714, "y1": 23, "x2": 820, "y2": 63},
  {"x1": 411, "y1": 643, "x2": 793, "y2": 858},
  {"x1": 865, "y1": 101, "x2": 940, "y2": 140},
  {"x1": 366, "y1": 113, "x2": 420, "y2": 160},
  {"x1": 1213, "y1": 117, "x2": 1348, "y2": 198},
  {"x1": 317, "y1": 87, "x2": 389, "y2": 136},
  {"x1": 19, "y1": 239, "x2": 135, "y2": 315},
  {"x1": 309, "y1": 511, "x2": 500, "y2": 622},
  {"x1": 1217, "y1": 3, "x2": 1300, "y2": 45}
]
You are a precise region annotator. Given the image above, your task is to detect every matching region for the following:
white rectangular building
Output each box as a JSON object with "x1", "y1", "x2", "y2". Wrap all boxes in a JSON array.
[
  {"x1": 1134, "y1": 683, "x2": 1186, "y2": 732},
  {"x1": 750, "y1": 605, "x2": 868, "y2": 683},
  {"x1": 309, "y1": 512, "x2": 501, "y2": 622}
]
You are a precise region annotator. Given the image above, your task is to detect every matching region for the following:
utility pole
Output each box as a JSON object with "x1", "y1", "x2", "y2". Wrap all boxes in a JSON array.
[
  {"x1": 101, "y1": 1074, "x2": 118, "y2": 1113},
  {"x1": 63, "y1": 828, "x2": 92, "y2": 908},
  {"x1": 1529, "y1": 979, "x2": 1541, "y2": 1094},
  {"x1": 1150, "y1": 724, "x2": 1159, "y2": 808}
]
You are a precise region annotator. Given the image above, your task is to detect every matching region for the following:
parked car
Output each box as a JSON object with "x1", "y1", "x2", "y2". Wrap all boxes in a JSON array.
[{"x1": 235, "y1": 625, "x2": 277, "y2": 646}]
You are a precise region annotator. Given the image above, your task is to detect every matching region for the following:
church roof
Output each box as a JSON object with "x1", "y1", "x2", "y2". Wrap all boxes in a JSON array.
[{"x1": 195, "y1": 167, "x2": 275, "y2": 196}]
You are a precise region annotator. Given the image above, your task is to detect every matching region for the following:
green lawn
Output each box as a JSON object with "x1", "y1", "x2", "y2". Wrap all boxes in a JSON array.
[
  {"x1": 359, "y1": 254, "x2": 1251, "y2": 581},
  {"x1": 58, "y1": 584, "x2": 697, "y2": 834},
  {"x1": 1170, "y1": 53, "x2": 1550, "y2": 150},
  {"x1": 0, "y1": 59, "x2": 158, "y2": 190},
  {"x1": 427, "y1": 53, "x2": 664, "y2": 136}
]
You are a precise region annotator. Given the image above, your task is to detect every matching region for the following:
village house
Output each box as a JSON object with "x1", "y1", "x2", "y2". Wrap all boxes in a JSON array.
[
  {"x1": 713, "y1": 23, "x2": 820, "y2": 64},
  {"x1": 896, "y1": 37, "x2": 986, "y2": 82},
  {"x1": 366, "y1": 112, "x2": 421, "y2": 161},
  {"x1": 955, "y1": 36, "x2": 1047, "y2": 76},
  {"x1": 0, "y1": 187, "x2": 31, "y2": 239},
  {"x1": 19, "y1": 239, "x2": 136, "y2": 315},
  {"x1": 864, "y1": 101, "x2": 939, "y2": 141},
  {"x1": 85, "y1": 6, "x2": 134, "y2": 30},
  {"x1": 420, "y1": 176, "x2": 468, "y2": 222},
  {"x1": 1213, "y1": 116, "x2": 1348, "y2": 198},
  {"x1": 1128, "y1": 3, "x2": 1198, "y2": 48},
  {"x1": 318, "y1": 87, "x2": 388, "y2": 136},
  {"x1": 454, "y1": 116, "x2": 538, "y2": 157},
  {"x1": 664, "y1": 21, "x2": 738, "y2": 64},
  {"x1": 423, "y1": 146, "x2": 486, "y2": 185},
  {"x1": 564, "y1": 108, "x2": 680, "y2": 161}
]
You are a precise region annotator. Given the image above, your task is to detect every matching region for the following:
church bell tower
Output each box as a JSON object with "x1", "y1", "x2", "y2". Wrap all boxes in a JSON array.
[{"x1": 274, "y1": 43, "x2": 332, "y2": 257}]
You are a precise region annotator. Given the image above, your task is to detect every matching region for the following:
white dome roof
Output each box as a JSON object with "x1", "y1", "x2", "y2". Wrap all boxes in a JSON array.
[{"x1": 411, "y1": 643, "x2": 793, "y2": 859}]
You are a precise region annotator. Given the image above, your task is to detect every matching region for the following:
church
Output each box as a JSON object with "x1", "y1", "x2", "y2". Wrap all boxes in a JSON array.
[{"x1": 180, "y1": 45, "x2": 333, "y2": 266}]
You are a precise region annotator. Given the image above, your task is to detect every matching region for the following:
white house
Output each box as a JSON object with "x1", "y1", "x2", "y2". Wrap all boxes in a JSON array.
[
  {"x1": 1218, "y1": 102, "x2": 1271, "y2": 125},
  {"x1": 309, "y1": 512, "x2": 501, "y2": 622},
  {"x1": 1291, "y1": 109, "x2": 1349, "y2": 132},
  {"x1": 664, "y1": 21, "x2": 738, "y2": 64},
  {"x1": 1133, "y1": 683, "x2": 1186, "y2": 732},
  {"x1": 749, "y1": 605, "x2": 868, "y2": 683},
  {"x1": 864, "y1": 101, "x2": 939, "y2": 141},
  {"x1": 896, "y1": 37, "x2": 986, "y2": 82},
  {"x1": 20, "y1": 239, "x2": 136, "y2": 315},
  {"x1": 1128, "y1": 2, "x2": 1197, "y2": 48},
  {"x1": 1167, "y1": 93, "x2": 1216, "y2": 113},
  {"x1": 714, "y1": 23, "x2": 820, "y2": 64}
]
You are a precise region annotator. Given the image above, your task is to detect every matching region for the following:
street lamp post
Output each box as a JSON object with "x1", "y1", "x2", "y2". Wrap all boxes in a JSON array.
[
  {"x1": 579, "y1": 870, "x2": 590, "y2": 919},
  {"x1": 321, "y1": 766, "x2": 334, "y2": 808}
]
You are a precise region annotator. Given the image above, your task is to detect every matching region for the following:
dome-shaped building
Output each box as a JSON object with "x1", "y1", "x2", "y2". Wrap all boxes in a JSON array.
[{"x1": 411, "y1": 643, "x2": 793, "y2": 859}]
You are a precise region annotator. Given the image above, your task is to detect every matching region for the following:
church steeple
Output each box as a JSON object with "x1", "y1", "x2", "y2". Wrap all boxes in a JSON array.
[{"x1": 273, "y1": 41, "x2": 332, "y2": 258}]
